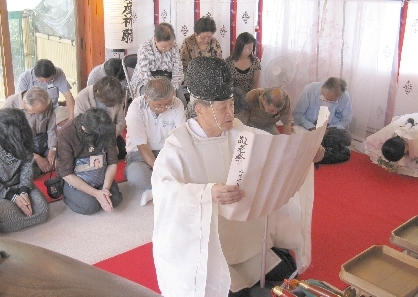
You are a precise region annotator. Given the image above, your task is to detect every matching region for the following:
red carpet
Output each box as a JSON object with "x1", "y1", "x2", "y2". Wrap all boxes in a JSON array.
[
  {"x1": 34, "y1": 159, "x2": 127, "y2": 203},
  {"x1": 93, "y1": 151, "x2": 418, "y2": 292},
  {"x1": 94, "y1": 243, "x2": 161, "y2": 294},
  {"x1": 299, "y1": 151, "x2": 418, "y2": 289}
]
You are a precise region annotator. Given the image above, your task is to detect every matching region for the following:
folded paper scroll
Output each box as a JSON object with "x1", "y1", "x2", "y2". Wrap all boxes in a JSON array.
[{"x1": 220, "y1": 106, "x2": 330, "y2": 221}]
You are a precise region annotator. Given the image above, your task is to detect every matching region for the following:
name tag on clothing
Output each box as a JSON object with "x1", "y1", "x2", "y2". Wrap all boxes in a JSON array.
[{"x1": 47, "y1": 86, "x2": 59, "y2": 102}]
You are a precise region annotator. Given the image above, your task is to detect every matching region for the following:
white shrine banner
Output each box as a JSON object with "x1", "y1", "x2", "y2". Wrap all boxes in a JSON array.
[
  {"x1": 393, "y1": 3, "x2": 418, "y2": 117},
  {"x1": 199, "y1": 1, "x2": 231, "y2": 58},
  {"x1": 220, "y1": 107, "x2": 330, "y2": 221}
]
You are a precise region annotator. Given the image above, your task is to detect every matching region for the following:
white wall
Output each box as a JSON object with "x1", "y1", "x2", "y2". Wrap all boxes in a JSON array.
[
  {"x1": 127, "y1": 0, "x2": 258, "y2": 58},
  {"x1": 128, "y1": 0, "x2": 155, "y2": 55}
]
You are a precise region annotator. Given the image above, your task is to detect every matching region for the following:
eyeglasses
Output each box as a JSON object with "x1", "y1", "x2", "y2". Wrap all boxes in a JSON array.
[
  {"x1": 197, "y1": 34, "x2": 212, "y2": 41},
  {"x1": 159, "y1": 42, "x2": 176, "y2": 50},
  {"x1": 320, "y1": 88, "x2": 341, "y2": 104},
  {"x1": 36, "y1": 76, "x2": 54, "y2": 84},
  {"x1": 154, "y1": 37, "x2": 176, "y2": 52},
  {"x1": 147, "y1": 98, "x2": 174, "y2": 111},
  {"x1": 154, "y1": 103, "x2": 173, "y2": 111},
  {"x1": 320, "y1": 94, "x2": 340, "y2": 104}
]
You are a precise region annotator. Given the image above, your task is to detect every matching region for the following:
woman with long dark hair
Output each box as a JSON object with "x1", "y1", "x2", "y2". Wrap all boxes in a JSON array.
[
  {"x1": 225, "y1": 32, "x2": 261, "y2": 94},
  {"x1": 0, "y1": 108, "x2": 49, "y2": 232},
  {"x1": 57, "y1": 107, "x2": 123, "y2": 215}
]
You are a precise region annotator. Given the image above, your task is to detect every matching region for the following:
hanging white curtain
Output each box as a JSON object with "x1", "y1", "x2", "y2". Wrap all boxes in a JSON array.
[
  {"x1": 129, "y1": 0, "x2": 411, "y2": 142},
  {"x1": 260, "y1": 0, "x2": 402, "y2": 142},
  {"x1": 393, "y1": 2, "x2": 418, "y2": 117},
  {"x1": 343, "y1": 1, "x2": 401, "y2": 140}
]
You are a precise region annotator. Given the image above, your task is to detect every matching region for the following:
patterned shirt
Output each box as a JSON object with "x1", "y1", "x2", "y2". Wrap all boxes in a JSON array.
[
  {"x1": 130, "y1": 38, "x2": 184, "y2": 98},
  {"x1": 0, "y1": 146, "x2": 32, "y2": 201},
  {"x1": 180, "y1": 34, "x2": 223, "y2": 76},
  {"x1": 225, "y1": 56, "x2": 261, "y2": 94}
]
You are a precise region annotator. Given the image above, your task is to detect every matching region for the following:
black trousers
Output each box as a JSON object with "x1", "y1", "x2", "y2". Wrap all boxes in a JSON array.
[{"x1": 117, "y1": 134, "x2": 127, "y2": 160}]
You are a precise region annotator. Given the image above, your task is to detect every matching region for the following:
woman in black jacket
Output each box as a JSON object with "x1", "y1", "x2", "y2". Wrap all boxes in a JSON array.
[{"x1": 0, "y1": 108, "x2": 49, "y2": 232}]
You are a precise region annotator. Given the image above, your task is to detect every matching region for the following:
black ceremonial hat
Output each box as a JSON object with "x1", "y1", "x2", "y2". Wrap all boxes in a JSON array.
[{"x1": 187, "y1": 56, "x2": 233, "y2": 101}]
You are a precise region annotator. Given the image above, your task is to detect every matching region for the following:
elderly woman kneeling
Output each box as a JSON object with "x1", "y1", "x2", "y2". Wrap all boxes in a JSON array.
[{"x1": 57, "y1": 108, "x2": 122, "y2": 215}]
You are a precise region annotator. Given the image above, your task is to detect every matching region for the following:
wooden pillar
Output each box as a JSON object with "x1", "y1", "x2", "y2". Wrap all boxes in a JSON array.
[
  {"x1": 0, "y1": 0, "x2": 15, "y2": 97},
  {"x1": 76, "y1": 0, "x2": 105, "y2": 90}
]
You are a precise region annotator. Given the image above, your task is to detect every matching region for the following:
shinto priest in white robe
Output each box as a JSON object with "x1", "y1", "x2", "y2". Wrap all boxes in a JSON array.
[{"x1": 152, "y1": 118, "x2": 314, "y2": 297}]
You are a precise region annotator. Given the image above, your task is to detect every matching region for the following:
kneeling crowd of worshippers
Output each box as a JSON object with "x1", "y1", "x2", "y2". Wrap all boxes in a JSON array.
[{"x1": 3, "y1": 16, "x2": 412, "y2": 297}]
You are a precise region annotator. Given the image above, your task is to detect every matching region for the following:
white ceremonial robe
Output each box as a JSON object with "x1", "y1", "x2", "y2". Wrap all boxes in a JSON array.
[
  {"x1": 152, "y1": 119, "x2": 314, "y2": 297},
  {"x1": 365, "y1": 113, "x2": 418, "y2": 177}
]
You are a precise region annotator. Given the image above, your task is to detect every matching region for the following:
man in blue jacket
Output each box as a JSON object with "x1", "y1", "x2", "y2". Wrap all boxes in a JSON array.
[{"x1": 293, "y1": 77, "x2": 353, "y2": 163}]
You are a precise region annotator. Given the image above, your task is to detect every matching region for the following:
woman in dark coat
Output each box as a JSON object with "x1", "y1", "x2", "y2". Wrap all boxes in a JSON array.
[{"x1": 0, "y1": 108, "x2": 49, "y2": 232}]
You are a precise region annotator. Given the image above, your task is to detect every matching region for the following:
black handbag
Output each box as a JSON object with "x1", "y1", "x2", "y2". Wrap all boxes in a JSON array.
[
  {"x1": 44, "y1": 177, "x2": 64, "y2": 199},
  {"x1": 43, "y1": 156, "x2": 63, "y2": 199}
]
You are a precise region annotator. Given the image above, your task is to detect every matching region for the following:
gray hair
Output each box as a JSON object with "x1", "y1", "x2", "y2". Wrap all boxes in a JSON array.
[
  {"x1": 144, "y1": 77, "x2": 174, "y2": 101},
  {"x1": 186, "y1": 95, "x2": 211, "y2": 119},
  {"x1": 154, "y1": 23, "x2": 176, "y2": 42},
  {"x1": 323, "y1": 77, "x2": 347, "y2": 96},
  {"x1": 24, "y1": 86, "x2": 50, "y2": 108}
]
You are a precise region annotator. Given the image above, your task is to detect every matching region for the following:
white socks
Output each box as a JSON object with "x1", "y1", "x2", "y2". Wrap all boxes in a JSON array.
[{"x1": 140, "y1": 189, "x2": 153, "y2": 206}]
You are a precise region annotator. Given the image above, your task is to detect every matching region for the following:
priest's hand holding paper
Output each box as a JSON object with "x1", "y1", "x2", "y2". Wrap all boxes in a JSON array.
[{"x1": 211, "y1": 183, "x2": 244, "y2": 205}]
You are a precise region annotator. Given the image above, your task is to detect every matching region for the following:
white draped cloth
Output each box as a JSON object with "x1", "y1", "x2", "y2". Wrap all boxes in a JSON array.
[{"x1": 152, "y1": 118, "x2": 314, "y2": 297}]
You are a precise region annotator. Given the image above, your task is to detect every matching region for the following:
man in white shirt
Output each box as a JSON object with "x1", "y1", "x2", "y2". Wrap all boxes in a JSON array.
[{"x1": 125, "y1": 77, "x2": 186, "y2": 205}]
